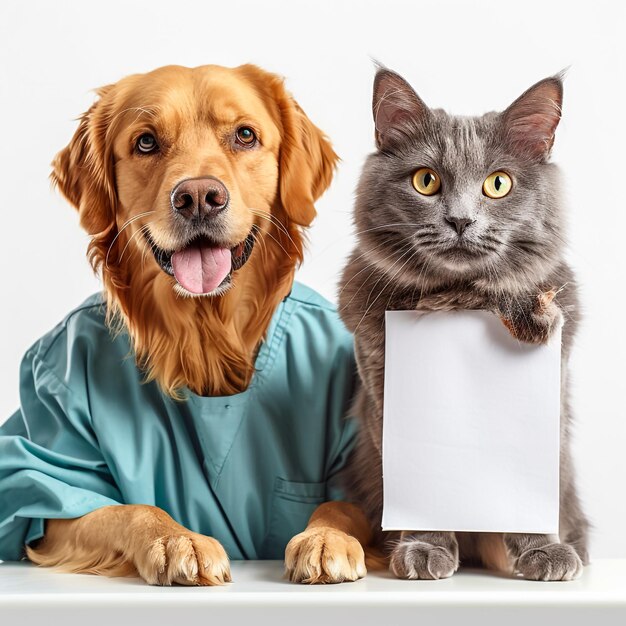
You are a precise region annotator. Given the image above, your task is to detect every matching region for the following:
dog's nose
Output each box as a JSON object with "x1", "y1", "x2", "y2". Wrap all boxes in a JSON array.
[
  {"x1": 445, "y1": 216, "x2": 474, "y2": 235},
  {"x1": 171, "y1": 177, "x2": 229, "y2": 219}
]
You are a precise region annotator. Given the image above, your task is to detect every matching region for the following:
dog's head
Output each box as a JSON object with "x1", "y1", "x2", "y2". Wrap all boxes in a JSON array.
[
  {"x1": 52, "y1": 64, "x2": 337, "y2": 395},
  {"x1": 53, "y1": 64, "x2": 336, "y2": 298}
]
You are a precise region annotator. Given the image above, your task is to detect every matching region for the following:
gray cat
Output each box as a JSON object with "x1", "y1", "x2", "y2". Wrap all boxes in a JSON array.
[{"x1": 338, "y1": 67, "x2": 589, "y2": 581}]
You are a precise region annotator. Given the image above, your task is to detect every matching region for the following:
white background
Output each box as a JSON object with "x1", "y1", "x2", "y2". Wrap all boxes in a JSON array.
[{"x1": 0, "y1": 0, "x2": 624, "y2": 560}]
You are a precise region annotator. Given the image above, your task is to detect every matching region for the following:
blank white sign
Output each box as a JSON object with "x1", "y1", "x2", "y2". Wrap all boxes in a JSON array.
[{"x1": 382, "y1": 310, "x2": 561, "y2": 534}]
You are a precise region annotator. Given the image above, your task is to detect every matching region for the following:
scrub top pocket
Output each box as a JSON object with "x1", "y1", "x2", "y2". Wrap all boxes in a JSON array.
[{"x1": 260, "y1": 477, "x2": 326, "y2": 559}]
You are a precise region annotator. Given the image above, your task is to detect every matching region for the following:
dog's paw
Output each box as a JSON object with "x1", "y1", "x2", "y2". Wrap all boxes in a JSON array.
[
  {"x1": 390, "y1": 540, "x2": 459, "y2": 580},
  {"x1": 285, "y1": 526, "x2": 366, "y2": 584},
  {"x1": 516, "y1": 543, "x2": 583, "y2": 581},
  {"x1": 135, "y1": 532, "x2": 231, "y2": 586}
]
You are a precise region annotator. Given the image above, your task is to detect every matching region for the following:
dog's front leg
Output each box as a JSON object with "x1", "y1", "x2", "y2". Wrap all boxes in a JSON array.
[
  {"x1": 284, "y1": 501, "x2": 370, "y2": 583},
  {"x1": 27, "y1": 504, "x2": 231, "y2": 585}
]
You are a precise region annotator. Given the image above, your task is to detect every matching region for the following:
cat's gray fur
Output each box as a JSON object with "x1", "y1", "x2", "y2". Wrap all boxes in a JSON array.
[{"x1": 339, "y1": 67, "x2": 589, "y2": 581}]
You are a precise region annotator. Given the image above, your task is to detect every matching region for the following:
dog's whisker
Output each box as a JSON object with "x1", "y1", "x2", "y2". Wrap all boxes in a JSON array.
[
  {"x1": 118, "y1": 223, "x2": 153, "y2": 265},
  {"x1": 249, "y1": 209, "x2": 298, "y2": 250},
  {"x1": 108, "y1": 104, "x2": 162, "y2": 127},
  {"x1": 105, "y1": 211, "x2": 156, "y2": 269},
  {"x1": 261, "y1": 228, "x2": 293, "y2": 260},
  {"x1": 139, "y1": 232, "x2": 152, "y2": 271},
  {"x1": 250, "y1": 213, "x2": 291, "y2": 242}
]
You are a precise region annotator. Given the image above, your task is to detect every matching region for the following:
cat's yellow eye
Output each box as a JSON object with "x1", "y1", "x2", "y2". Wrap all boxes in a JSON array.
[
  {"x1": 412, "y1": 168, "x2": 441, "y2": 196},
  {"x1": 483, "y1": 171, "x2": 512, "y2": 199}
]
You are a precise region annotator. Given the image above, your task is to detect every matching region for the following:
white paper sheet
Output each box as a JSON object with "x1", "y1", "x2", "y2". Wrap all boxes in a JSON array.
[{"x1": 382, "y1": 310, "x2": 561, "y2": 534}]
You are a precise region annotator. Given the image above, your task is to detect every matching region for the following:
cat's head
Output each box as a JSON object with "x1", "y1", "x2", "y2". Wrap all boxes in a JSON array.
[{"x1": 355, "y1": 67, "x2": 566, "y2": 288}]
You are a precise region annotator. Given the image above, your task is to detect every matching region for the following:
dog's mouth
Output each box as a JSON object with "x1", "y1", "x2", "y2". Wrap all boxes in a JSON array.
[{"x1": 145, "y1": 226, "x2": 257, "y2": 296}]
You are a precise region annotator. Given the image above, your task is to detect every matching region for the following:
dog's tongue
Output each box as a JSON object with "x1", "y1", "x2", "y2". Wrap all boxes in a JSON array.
[{"x1": 171, "y1": 243, "x2": 231, "y2": 294}]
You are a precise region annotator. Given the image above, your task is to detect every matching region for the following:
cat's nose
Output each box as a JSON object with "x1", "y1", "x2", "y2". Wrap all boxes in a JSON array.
[{"x1": 445, "y1": 216, "x2": 474, "y2": 235}]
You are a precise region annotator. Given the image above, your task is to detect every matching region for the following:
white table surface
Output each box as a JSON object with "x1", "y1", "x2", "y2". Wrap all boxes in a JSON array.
[{"x1": 1, "y1": 559, "x2": 625, "y2": 625}]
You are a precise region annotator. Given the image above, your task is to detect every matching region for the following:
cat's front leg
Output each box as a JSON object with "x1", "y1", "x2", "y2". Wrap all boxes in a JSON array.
[
  {"x1": 389, "y1": 531, "x2": 459, "y2": 580},
  {"x1": 504, "y1": 533, "x2": 583, "y2": 581},
  {"x1": 497, "y1": 289, "x2": 563, "y2": 344}
]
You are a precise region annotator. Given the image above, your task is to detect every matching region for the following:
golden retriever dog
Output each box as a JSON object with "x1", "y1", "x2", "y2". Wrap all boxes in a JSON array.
[
  {"x1": 15, "y1": 64, "x2": 344, "y2": 584},
  {"x1": 54, "y1": 64, "x2": 335, "y2": 397}
]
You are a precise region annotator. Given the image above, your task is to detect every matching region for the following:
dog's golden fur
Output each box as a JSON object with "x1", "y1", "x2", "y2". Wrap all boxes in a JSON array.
[
  {"x1": 284, "y1": 503, "x2": 512, "y2": 583},
  {"x1": 27, "y1": 64, "x2": 338, "y2": 584},
  {"x1": 27, "y1": 505, "x2": 232, "y2": 585},
  {"x1": 52, "y1": 64, "x2": 337, "y2": 397}
]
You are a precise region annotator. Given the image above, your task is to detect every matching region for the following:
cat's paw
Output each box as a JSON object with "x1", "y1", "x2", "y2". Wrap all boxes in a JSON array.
[
  {"x1": 285, "y1": 527, "x2": 366, "y2": 584},
  {"x1": 500, "y1": 290, "x2": 563, "y2": 345},
  {"x1": 516, "y1": 543, "x2": 583, "y2": 581},
  {"x1": 389, "y1": 540, "x2": 459, "y2": 580}
]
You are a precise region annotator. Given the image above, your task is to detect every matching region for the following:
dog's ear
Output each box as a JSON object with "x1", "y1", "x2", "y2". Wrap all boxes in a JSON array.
[
  {"x1": 51, "y1": 86, "x2": 117, "y2": 236},
  {"x1": 237, "y1": 65, "x2": 338, "y2": 227},
  {"x1": 275, "y1": 93, "x2": 338, "y2": 227}
]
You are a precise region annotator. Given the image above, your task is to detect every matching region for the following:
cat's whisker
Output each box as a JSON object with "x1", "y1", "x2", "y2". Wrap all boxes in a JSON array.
[
  {"x1": 352, "y1": 223, "x2": 436, "y2": 238},
  {"x1": 354, "y1": 244, "x2": 421, "y2": 333},
  {"x1": 338, "y1": 234, "x2": 419, "y2": 298},
  {"x1": 384, "y1": 243, "x2": 434, "y2": 315},
  {"x1": 341, "y1": 242, "x2": 415, "y2": 314},
  {"x1": 362, "y1": 242, "x2": 415, "y2": 309},
  {"x1": 415, "y1": 249, "x2": 437, "y2": 304}
]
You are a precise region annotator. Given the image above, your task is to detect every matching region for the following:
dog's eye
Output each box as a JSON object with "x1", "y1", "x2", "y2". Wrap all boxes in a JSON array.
[
  {"x1": 235, "y1": 127, "x2": 257, "y2": 147},
  {"x1": 136, "y1": 133, "x2": 159, "y2": 154}
]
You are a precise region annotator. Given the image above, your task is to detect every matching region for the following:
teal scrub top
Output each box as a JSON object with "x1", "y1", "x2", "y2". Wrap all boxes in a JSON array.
[{"x1": 0, "y1": 282, "x2": 358, "y2": 562}]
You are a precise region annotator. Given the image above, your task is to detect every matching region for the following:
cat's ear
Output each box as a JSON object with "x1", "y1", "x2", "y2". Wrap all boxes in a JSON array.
[
  {"x1": 502, "y1": 75, "x2": 563, "y2": 161},
  {"x1": 373, "y1": 68, "x2": 430, "y2": 149}
]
